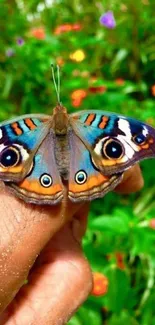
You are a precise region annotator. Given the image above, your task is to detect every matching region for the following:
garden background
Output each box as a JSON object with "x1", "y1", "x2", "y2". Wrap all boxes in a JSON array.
[{"x1": 1, "y1": 0, "x2": 155, "y2": 324}]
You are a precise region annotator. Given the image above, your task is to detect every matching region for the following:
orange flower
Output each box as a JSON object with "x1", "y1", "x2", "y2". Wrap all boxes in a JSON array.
[
  {"x1": 54, "y1": 23, "x2": 82, "y2": 35},
  {"x1": 149, "y1": 219, "x2": 155, "y2": 229},
  {"x1": 31, "y1": 27, "x2": 45, "y2": 40},
  {"x1": 91, "y1": 272, "x2": 109, "y2": 296},
  {"x1": 151, "y1": 84, "x2": 155, "y2": 96},
  {"x1": 56, "y1": 57, "x2": 65, "y2": 66},
  {"x1": 115, "y1": 78, "x2": 125, "y2": 86},
  {"x1": 71, "y1": 89, "x2": 87, "y2": 108},
  {"x1": 54, "y1": 24, "x2": 72, "y2": 35},
  {"x1": 72, "y1": 98, "x2": 82, "y2": 107},
  {"x1": 71, "y1": 89, "x2": 87, "y2": 100}
]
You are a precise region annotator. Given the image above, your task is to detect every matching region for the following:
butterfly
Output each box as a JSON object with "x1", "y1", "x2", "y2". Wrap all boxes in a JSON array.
[{"x1": 0, "y1": 105, "x2": 154, "y2": 205}]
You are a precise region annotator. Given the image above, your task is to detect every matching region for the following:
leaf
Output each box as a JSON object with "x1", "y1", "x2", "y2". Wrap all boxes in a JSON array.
[
  {"x1": 77, "y1": 305, "x2": 102, "y2": 325},
  {"x1": 68, "y1": 315, "x2": 82, "y2": 325},
  {"x1": 111, "y1": 49, "x2": 128, "y2": 72},
  {"x1": 2, "y1": 74, "x2": 13, "y2": 98},
  {"x1": 109, "y1": 310, "x2": 139, "y2": 325},
  {"x1": 107, "y1": 268, "x2": 130, "y2": 313},
  {"x1": 89, "y1": 215, "x2": 129, "y2": 234}
]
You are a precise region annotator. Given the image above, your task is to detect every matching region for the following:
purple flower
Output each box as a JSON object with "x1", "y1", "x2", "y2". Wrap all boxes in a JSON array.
[
  {"x1": 99, "y1": 11, "x2": 116, "y2": 29},
  {"x1": 5, "y1": 48, "x2": 15, "y2": 57},
  {"x1": 17, "y1": 37, "x2": 24, "y2": 46}
]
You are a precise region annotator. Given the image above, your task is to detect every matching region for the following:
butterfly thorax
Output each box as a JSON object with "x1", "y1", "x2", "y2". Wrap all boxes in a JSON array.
[{"x1": 52, "y1": 104, "x2": 69, "y2": 135}]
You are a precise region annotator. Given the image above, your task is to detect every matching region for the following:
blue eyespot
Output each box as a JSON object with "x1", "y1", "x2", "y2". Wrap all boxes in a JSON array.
[
  {"x1": 40, "y1": 174, "x2": 53, "y2": 187},
  {"x1": 0, "y1": 146, "x2": 20, "y2": 168},
  {"x1": 133, "y1": 134, "x2": 146, "y2": 145},
  {"x1": 104, "y1": 139, "x2": 123, "y2": 159},
  {"x1": 75, "y1": 170, "x2": 87, "y2": 185}
]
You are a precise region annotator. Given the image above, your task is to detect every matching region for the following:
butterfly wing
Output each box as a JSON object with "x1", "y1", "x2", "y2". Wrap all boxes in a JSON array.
[
  {"x1": 0, "y1": 114, "x2": 63, "y2": 204},
  {"x1": 0, "y1": 114, "x2": 51, "y2": 182},
  {"x1": 68, "y1": 130, "x2": 123, "y2": 202},
  {"x1": 9, "y1": 132, "x2": 63, "y2": 205},
  {"x1": 70, "y1": 110, "x2": 155, "y2": 175}
]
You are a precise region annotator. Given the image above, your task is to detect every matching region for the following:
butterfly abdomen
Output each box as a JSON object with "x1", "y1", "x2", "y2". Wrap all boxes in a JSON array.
[{"x1": 54, "y1": 133, "x2": 70, "y2": 180}]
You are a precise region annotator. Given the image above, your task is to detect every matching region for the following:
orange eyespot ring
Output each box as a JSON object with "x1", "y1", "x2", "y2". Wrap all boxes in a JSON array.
[
  {"x1": 132, "y1": 134, "x2": 146, "y2": 145},
  {"x1": 0, "y1": 146, "x2": 21, "y2": 168},
  {"x1": 103, "y1": 139, "x2": 124, "y2": 160}
]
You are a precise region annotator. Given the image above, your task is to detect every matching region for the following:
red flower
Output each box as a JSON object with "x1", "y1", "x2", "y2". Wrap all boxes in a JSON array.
[
  {"x1": 115, "y1": 252, "x2": 125, "y2": 270},
  {"x1": 72, "y1": 23, "x2": 82, "y2": 31},
  {"x1": 31, "y1": 27, "x2": 45, "y2": 40},
  {"x1": 151, "y1": 85, "x2": 155, "y2": 96},
  {"x1": 91, "y1": 272, "x2": 109, "y2": 296},
  {"x1": 89, "y1": 86, "x2": 107, "y2": 93}
]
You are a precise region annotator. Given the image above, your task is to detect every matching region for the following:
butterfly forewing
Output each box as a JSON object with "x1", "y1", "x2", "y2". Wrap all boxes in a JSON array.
[
  {"x1": 0, "y1": 115, "x2": 51, "y2": 182},
  {"x1": 70, "y1": 110, "x2": 155, "y2": 175}
]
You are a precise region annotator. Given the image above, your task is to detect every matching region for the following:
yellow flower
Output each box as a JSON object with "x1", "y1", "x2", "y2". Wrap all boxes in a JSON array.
[{"x1": 70, "y1": 50, "x2": 85, "y2": 62}]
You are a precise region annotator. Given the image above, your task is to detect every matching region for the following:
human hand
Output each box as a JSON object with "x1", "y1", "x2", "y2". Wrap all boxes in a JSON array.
[{"x1": 0, "y1": 164, "x2": 143, "y2": 325}]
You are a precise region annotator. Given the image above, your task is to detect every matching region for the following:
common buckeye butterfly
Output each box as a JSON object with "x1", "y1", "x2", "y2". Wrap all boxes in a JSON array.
[{"x1": 0, "y1": 105, "x2": 154, "y2": 205}]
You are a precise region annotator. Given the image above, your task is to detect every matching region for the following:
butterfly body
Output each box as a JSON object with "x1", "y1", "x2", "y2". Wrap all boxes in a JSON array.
[{"x1": 0, "y1": 105, "x2": 154, "y2": 205}]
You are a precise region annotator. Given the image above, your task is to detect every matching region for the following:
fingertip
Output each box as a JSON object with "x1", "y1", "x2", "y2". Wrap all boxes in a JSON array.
[{"x1": 115, "y1": 165, "x2": 144, "y2": 194}]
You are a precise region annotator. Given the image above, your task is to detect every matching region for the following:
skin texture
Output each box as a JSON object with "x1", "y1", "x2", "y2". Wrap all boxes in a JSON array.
[{"x1": 0, "y1": 164, "x2": 144, "y2": 325}]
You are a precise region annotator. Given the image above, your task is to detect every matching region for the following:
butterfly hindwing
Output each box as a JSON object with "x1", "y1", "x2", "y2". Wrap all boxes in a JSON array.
[
  {"x1": 68, "y1": 130, "x2": 123, "y2": 202},
  {"x1": 8, "y1": 131, "x2": 63, "y2": 205},
  {"x1": 70, "y1": 110, "x2": 155, "y2": 175}
]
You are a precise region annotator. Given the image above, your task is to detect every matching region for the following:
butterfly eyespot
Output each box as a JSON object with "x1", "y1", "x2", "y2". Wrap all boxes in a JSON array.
[
  {"x1": 103, "y1": 139, "x2": 124, "y2": 159},
  {"x1": 75, "y1": 170, "x2": 87, "y2": 185},
  {"x1": 133, "y1": 134, "x2": 146, "y2": 145},
  {"x1": 0, "y1": 146, "x2": 20, "y2": 168},
  {"x1": 40, "y1": 174, "x2": 53, "y2": 188}
]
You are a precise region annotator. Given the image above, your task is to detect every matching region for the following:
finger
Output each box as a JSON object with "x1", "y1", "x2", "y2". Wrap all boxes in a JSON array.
[
  {"x1": 115, "y1": 164, "x2": 144, "y2": 194},
  {"x1": 0, "y1": 182, "x2": 87, "y2": 313},
  {"x1": 72, "y1": 203, "x2": 90, "y2": 243},
  {"x1": 0, "y1": 211, "x2": 92, "y2": 325}
]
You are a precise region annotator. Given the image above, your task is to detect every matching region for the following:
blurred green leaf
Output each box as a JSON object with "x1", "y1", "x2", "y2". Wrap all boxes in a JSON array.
[
  {"x1": 89, "y1": 215, "x2": 129, "y2": 234},
  {"x1": 107, "y1": 269, "x2": 130, "y2": 313},
  {"x1": 2, "y1": 74, "x2": 13, "y2": 98}
]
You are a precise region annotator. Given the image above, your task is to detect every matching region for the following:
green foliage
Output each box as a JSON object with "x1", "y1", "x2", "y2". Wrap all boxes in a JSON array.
[{"x1": 0, "y1": 0, "x2": 155, "y2": 324}]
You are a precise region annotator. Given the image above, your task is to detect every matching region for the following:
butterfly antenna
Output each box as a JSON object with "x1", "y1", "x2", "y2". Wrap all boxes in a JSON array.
[
  {"x1": 57, "y1": 64, "x2": 61, "y2": 103},
  {"x1": 51, "y1": 64, "x2": 61, "y2": 104}
]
